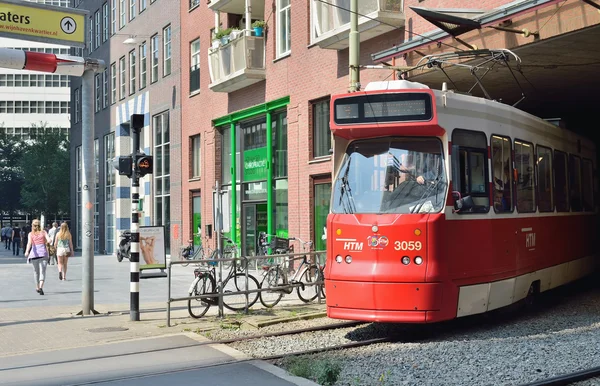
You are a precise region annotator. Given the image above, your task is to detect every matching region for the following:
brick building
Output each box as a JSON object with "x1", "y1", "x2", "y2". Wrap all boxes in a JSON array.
[{"x1": 179, "y1": 0, "x2": 600, "y2": 258}]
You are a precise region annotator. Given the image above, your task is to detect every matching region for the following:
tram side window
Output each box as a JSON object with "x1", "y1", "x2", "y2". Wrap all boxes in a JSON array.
[
  {"x1": 491, "y1": 135, "x2": 513, "y2": 213},
  {"x1": 451, "y1": 129, "x2": 489, "y2": 213},
  {"x1": 569, "y1": 154, "x2": 583, "y2": 212},
  {"x1": 515, "y1": 139, "x2": 535, "y2": 212},
  {"x1": 582, "y1": 159, "x2": 594, "y2": 211},
  {"x1": 536, "y1": 146, "x2": 553, "y2": 212},
  {"x1": 554, "y1": 151, "x2": 569, "y2": 212}
]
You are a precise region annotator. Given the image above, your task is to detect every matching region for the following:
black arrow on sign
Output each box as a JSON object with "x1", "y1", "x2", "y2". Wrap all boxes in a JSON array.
[{"x1": 64, "y1": 20, "x2": 73, "y2": 30}]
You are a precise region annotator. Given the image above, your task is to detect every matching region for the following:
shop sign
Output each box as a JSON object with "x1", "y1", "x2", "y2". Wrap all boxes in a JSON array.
[{"x1": 243, "y1": 147, "x2": 268, "y2": 182}]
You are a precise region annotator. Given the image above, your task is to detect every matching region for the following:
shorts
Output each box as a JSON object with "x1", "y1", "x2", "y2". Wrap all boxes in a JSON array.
[{"x1": 57, "y1": 247, "x2": 70, "y2": 257}]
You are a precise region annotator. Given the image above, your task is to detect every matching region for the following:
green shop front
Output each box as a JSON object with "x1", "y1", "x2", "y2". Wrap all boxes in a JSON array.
[{"x1": 214, "y1": 97, "x2": 289, "y2": 257}]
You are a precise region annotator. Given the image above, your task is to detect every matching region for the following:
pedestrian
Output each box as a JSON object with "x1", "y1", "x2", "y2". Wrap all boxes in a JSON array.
[
  {"x1": 24, "y1": 219, "x2": 50, "y2": 295},
  {"x1": 54, "y1": 222, "x2": 74, "y2": 281},
  {"x1": 47, "y1": 222, "x2": 59, "y2": 265},
  {"x1": 20, "y1": 226, "x2": 26, "y2": 254},
  {"x1": 2, "y1": 225, "x2": 10, "y2": 249},
  {"x1": 11, "y1": 223, "x2": 21, "y2": 256}
]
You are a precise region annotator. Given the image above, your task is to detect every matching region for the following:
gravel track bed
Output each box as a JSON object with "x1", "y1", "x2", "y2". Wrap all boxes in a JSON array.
[{"x1": 208, "y1": 277, "x2": 600, "y2": 385}]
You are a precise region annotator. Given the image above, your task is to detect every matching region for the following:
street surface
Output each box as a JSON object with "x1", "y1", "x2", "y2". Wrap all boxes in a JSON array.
[{"x1": 0, "y1": 247, "x2": 316, "y2": 386}]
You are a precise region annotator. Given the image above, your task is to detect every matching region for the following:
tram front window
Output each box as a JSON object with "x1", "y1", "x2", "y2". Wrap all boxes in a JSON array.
[{"x1": 332, "y1": 138, "x2": 447, "y2": 214}]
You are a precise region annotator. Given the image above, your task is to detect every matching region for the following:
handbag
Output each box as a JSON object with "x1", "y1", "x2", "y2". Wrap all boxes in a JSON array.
[{"x1": 48, "y1": 231, "x2": 58, "y2": 256}]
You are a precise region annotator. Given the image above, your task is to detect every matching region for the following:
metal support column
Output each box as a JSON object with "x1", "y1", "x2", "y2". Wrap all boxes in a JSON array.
[
  {"x1": 81, "y1": 69, "x2": 97, "y2": 315},
  {"x1": 348, "y1": 0, "x2": 360, "y2": 92}
]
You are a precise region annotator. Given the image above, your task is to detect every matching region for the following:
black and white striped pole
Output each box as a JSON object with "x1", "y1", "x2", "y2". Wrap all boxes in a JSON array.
[{"x1": 119, "y1": 114, "x2": 153, "y2": 321}]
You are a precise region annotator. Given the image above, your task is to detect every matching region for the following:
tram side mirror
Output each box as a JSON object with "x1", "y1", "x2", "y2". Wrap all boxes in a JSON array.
[
  {"x1": 454, "y1": 195, "x2": 474, "y2": 211},
  {"x1": 452, "y1": 191, "x2": 462, "y2": 210}
]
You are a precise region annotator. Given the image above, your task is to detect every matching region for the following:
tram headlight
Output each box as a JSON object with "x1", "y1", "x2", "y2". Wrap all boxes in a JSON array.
[
  {"x1": 335, "y1": 255, "x2": 343, "y2": 264},
  {"x1": 345, "y1": 255, "x2": 352, "y2": 264},
  {"x1": 401, "y1": 256, "x2": 411, "y2": 265},
  {"x1": 414, "y1": 256, "x2": 423, "y2": 265}
]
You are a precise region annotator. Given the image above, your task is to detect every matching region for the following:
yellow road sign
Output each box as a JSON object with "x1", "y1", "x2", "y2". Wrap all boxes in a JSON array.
[{"x1": 0, "y1": 0, "x2": 86, "y2": 47}]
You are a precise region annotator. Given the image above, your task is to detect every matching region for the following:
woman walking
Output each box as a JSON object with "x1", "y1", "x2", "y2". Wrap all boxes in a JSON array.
[
  {"x1": 54, "y1": 222, "x2": 74, "y2": 281},
  {"x1": 24, "y1": 219, "x2": 50, "y2": 295}
]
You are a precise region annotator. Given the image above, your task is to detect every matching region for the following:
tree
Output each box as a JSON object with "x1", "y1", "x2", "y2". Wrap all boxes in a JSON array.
[
  {"x1": 19, "y1": 125, "x2": 70, "y2": 219},
  {"x1": 0, "y1": 130, "x2": 25, "y2": 220}
]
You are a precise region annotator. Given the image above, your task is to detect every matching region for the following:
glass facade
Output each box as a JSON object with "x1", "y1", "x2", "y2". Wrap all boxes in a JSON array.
[{"x1": 313, "y1": 182, "x2": 330, "y2": 252}]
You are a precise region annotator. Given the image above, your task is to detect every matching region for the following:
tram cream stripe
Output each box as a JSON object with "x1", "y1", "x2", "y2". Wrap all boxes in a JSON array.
[
  {"x1": 521, "y1": 227, "x2": 533, "y2": 232},
  {"x1": 456, "y1": 255, "x2": 596, "y2": 317}
]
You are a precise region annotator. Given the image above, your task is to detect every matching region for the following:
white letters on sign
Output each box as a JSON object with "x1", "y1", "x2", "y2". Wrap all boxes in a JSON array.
[
  {"x1": 344, "y1": 241, "x2": 363, "y2": 251},
  {"x1": 526, "y1": 233, "x2": 536, "y2": 249},
  {"x1": 394, "y1": 241, "x2": 422, "y2": 251}
]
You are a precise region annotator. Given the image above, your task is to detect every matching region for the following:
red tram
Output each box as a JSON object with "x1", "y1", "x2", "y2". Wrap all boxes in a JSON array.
[{"x1": 324, "y1": 80, "x2": 598, "y2": 323}]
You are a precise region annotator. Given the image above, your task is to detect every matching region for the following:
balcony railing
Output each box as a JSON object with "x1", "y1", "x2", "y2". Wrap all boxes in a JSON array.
[
  {"x1": 311, "y1": 0, "x2": 405, "y2": 50},
  {"x1": 208, "y1": 34, "x2": 266, "y2": 93},
  {"x1": 207, "y1": 0, "x2": 264, "y2": 19}
]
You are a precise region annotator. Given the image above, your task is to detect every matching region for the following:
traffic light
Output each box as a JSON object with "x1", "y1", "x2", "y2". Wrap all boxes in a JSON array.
[
  {"x1": 137, "y1": 154, "x2": 153, "y2": 177},
  {"x1": 116, "y1": 156, "x2": 133, "y2": 177}
]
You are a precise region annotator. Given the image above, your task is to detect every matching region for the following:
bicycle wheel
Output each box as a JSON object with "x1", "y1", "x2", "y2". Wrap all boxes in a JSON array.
[
  {"x1": 187, "y1": 274, "x2": 216, "y2": 318},
  {"x1": 222, "y1": 273, "x2": 260, "y2": 311},
  {"x1": 297, "y1": 264, "x2": 321, "y2": 303},
  {"x1": 259, "y1": 266, "x2": 285, "y2": 308}
]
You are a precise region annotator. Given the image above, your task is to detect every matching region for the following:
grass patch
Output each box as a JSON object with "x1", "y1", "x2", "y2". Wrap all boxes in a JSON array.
[{"x1": 281, "y1": 357, "x2": 341, "y2": 386}]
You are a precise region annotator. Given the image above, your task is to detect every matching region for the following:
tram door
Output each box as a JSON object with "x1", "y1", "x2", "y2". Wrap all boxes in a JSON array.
[{"x1": 242, "y1": 202, "x2": 268, "y2": 257}]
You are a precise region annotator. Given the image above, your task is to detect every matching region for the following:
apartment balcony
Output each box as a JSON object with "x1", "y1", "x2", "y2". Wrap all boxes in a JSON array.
[
  {"x1": 208, "y1": 34, "x2": 266, "y2": 93},
  {"x1": 312, "y1": 0, "x2": 405, "y2": 50},
  {"x1": 207, "y1": 0, "x2": 264, "y2": 19}
]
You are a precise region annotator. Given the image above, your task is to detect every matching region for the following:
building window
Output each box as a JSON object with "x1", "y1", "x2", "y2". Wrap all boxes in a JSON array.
[
  {"x1": 140, "y1": 0, "x2": 147, "y2": 12},
  {"x1": 313, "y1": 180, "x2": 331, "y2": 253},
  {"x1": 151, "y1": 34, "x2": 159, "y2": 83},
  {"x1": 139, "y1": 42, "x2": 147, "y2": 89},
  {"x1": 154, "y1": 111, "x2": 171, "y2": 254},
  {"x1": 95, "y1": 73, "x2": 101, "y2": 112},
  {"x1": 582, "y1": 158, "x2": 594, "y2": 211},
  {"x1": 74, "y1": 87, "x2": 80, "y2": 123},
  {"x1": 129, "y1": 49, "x2": 136, "y2": 94},
  {"x1": 102, "y1": 2, "x2": 109, "y2": 42},
  {"x1": 190, "y1": 0, "x2": 200, "y2": 9},
  {"x1": 95, "y1": 10, "x2": 101, "y2": 48},
  {"x1": 102, "y1": 68, "x2": 109, "y2": 108},
  {"x1": 163, "y1": 25, "x2": 172, "y2": 76},
  {"x1": 88, "y1": 15, "x2": 93, "y2": 53},
  {"x1": 312, "y1": 99, "x2": 330, "y2": 158},
  {"x1": 111, "y1": 0, "x2": 116, "y2": 35},
  {"x1": 277, "y1": 0, "x2": 291, "y2": 57},
  {"x1": 119, "y1": 56, "x2": 126, "y2": 99},
  {"x1": 110, "y1": 62, "x2": 117, "y2": 104},
  {"x1": 119, "y1": 0, "x2": 126, "y2": 28},
  {"x1": 191, "y1": 135, "x2": 201, "y2": 178},
  {"x1": 105, "y1": 133, "x2": 116, "y2": 254},
  {"x1": 190, "y1": 38, "x2": 200, "y2": 93},
  {"x1": 129, "y1": 0, "x2": 135, "y2": 20},
  {"x1": 94, "y1": 139, "x2": 100, "y2": 253}
]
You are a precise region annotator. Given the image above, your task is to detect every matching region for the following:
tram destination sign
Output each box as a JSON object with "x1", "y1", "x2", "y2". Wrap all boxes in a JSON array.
[{"x1": 0, "y1": 0, "x2": 86, "y2": 47}]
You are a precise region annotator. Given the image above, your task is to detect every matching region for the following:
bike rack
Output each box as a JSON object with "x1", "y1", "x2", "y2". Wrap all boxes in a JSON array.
[{"x1": 165, "y1": 250, "x2": 326, "y2": 327}]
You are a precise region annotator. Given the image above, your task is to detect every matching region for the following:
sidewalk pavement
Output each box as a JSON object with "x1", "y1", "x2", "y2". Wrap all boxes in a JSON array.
[{"x1": 0, "y1": 245, "x2": 327, "y2": 358}]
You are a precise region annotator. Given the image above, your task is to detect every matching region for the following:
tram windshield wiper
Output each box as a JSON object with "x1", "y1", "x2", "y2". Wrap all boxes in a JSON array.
[
  {"x1": 338, "y1": 157, "x2": 356, "y2": 214},
  {"x1": 410, "y1": 174, "x2": 444, "y2": 214}
]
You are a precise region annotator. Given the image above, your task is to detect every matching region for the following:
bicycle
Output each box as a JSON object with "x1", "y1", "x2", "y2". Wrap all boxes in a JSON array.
[
  {"x1": 180, "y1": 234, "x2": 211, "y2": 267},
  {"x1": 187, "y1": 248, "x2": 259, "y2": 318},
  {"x1": 258, "y1": 237, "x2": 324, "y2": 308}
]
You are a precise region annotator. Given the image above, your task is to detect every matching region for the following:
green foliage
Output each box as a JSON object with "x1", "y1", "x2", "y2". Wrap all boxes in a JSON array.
[
  {"x1": 215, "y1": 28, "x2": 233, "y2": 39},
  {"x1": 283, "y1": 357, "x2": 341, "y2": 386},
  {"x1": 19, "y1": 124, "x2": 70, "y2": 218},
  {"x1": 252, "y1": 20, "x2": 266, "y2": 28},
  {"x1": 0, "y1": 130, "x2": 25, "y2": 216}
]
